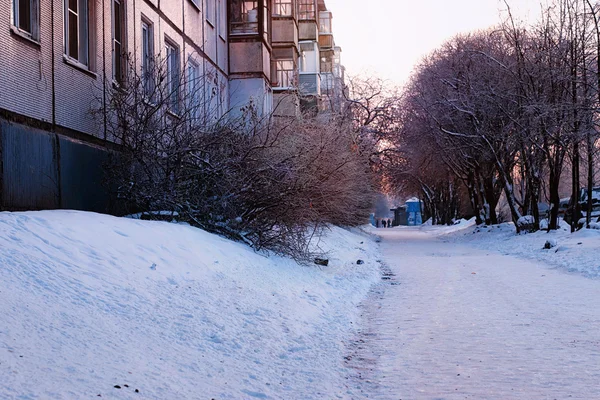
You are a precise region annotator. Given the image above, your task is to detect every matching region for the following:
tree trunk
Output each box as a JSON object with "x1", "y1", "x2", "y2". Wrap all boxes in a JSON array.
[
  {"x1": 586, "y1": 133, "x2": 594, "y2": 228},
  {"x1": 571, "y1": 141, "x2": 581, "y2": 232}
]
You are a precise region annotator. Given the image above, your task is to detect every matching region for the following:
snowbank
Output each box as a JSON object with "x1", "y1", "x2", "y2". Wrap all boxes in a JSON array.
[
  {"x1": 445, "y1": 219, "x2": 600, "y2": 279},
  {"x1": 364, "y1": 218, "x2": 477, "y2": 238},
  {"x1": 0, "y1": 211, "x2": 380, "y2": 399}
]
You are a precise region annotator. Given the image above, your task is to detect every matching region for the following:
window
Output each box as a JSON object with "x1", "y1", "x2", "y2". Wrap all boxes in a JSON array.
[
  {"x1": 165, "y1": 40, "x2": 180, "y2": 113},
  {"x1": 13, "y1": 0, "x2": 39, "y2": 39},
  {"x1": 141, "y1": 19, "x2": 154, "y2": 96},
  {"x1": 230, "y1": 0, "x2": 258, "y2": 34},
  {"x1": 204, "y1": 68, "x2": 218, "y2": 121},
  {"x1": 274, "y1": 59, "x2": 296, "y2": 88},
  {"x1": 299, "y1": 41, "x2": 317, "y2": 73},
  {"x1": 262, "y1": 0, "x2": 270, "y2": 38},
  {"x1": 218, "y1": 0, "x2": 226, "y2": 38},
  {"x1": 112, "y1": 0, "x2": 126, "y2": 84},
  {"x1": 298, "y1": 0, "x2": 315, "y2": 20},
  {"x1": 218, "y1": 79, "x2": 227, "y2": 118},
  {"x1": 206, "y1": 0, "x2": 216, "y2": 24},
  {"x1": 319, "y1": 11, "x2": 331, "y2": 33},
  {"x1": 65, "y1": 0, "x2": 89, "y2": 65},
  {"x1": 273, "y1": 0, "x2": 293, "y2": 16},
  {"x1": 187, "y1": 60, "x2": 201, "y2": 120}
]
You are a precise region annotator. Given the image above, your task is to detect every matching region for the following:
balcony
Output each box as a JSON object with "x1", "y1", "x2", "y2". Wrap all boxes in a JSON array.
[
  {"x1": 229, "y1": 0, "x2": 270, "y2": 40},
  {"x1": 298, "y1": 0, "x2": 317, "y2": 20},
  {"x1": 272, "y1": 59, "x2": 298, "y2": 90},
  {"x1": 318, "y1": 33, "x2": 334, "y2": 50},
  {"x1": 272, "y1": 18, "x2": 299, "y2": 46},
  {"x1": 299, "y1": 72, "x2": 321, "y2": 96},
  {"x1": 273, "y1": 0, "x2": 295, "y2": 18},
  {"x1": 230, "y1": 1, "x2": 259, "y2": 34}
]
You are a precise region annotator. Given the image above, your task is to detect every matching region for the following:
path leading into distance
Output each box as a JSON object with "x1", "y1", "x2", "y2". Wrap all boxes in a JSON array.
[{"x1": 347, "y1": 227, "x2": 600, "y2": 399}]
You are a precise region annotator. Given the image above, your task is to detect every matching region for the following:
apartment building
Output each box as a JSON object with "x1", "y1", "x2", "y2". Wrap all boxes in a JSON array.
[
  {"x1": 0, "y1": 0, "x2": 344, "y2": 212},
  {"x1": 227, "y1": 0, "x2": 345, "y2": 118}
]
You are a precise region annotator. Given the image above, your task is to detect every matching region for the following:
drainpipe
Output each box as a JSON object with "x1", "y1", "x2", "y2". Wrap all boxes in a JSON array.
[
  {"x1": 103, "y1": 0, "x2": 107, "y2": 140},
  {"x1": 51, "y1": 0, "x2": 56, "y2": 128}
]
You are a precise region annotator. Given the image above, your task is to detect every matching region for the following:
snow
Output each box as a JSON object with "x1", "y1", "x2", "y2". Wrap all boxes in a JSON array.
[
  {"x1": 0, "y1": 211, "x2": 380, "y2": 399},
  {"x1": 4, "y1": 210, "x2": 600, "y2": 399},
  {"x1": 517, "y1": 215, "x2": 535, "y2": 227},
  {"x1": 442, "y1": 219, "x2": 600, "y2": 279},
  {"x1": 348, "y1": 224, "x2": 600, "y2": 399}
]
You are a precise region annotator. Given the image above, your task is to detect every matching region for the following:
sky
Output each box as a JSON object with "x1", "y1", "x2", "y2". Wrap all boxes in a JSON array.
[{"x1": 324, "y1": 0, "x2": 544, "y2": 87}]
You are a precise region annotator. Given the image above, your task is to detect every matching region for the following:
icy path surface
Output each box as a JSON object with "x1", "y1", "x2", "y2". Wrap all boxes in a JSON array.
[{"x1": 348, "y1": 227, "x2": 600, "y2": 399}]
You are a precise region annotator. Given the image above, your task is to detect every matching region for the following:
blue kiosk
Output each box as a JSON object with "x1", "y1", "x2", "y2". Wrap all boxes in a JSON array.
[{"x1": 405, "y1": 198, "x2": 422, "y2": 226}]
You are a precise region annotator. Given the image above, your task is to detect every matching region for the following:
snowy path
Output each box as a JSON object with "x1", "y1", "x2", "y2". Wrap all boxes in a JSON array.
[{"x1": 348, "y1": 227, "x2": 600, "y2": 399}]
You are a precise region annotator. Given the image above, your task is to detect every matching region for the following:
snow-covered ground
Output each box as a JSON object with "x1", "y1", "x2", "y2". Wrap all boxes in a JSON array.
[
  {"x1": 437, "y1": 218, "x2": 600, "y2": 279},
  {"x1": 350, "y1": 223, "x2": 600, "y2": 399},
  {"x1": 4, "y1": 210, "x2": 600, "y2": 399},
  {"x1": 0, "y1": 211, "x2": 380, "y2": 399}
]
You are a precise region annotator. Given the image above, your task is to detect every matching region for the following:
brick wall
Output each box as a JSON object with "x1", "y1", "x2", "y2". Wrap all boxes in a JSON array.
[{"x1": 0, "y1": 0, "x2": 226, "y2": 141}]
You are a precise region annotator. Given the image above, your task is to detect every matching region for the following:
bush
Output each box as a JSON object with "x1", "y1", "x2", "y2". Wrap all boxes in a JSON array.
[{"x1": 95, "y1": 58, "x2": 375, "y2": 260}]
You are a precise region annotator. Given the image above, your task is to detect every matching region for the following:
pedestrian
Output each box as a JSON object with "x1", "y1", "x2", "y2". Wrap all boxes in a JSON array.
[{"x1": 382, "y1": 219, "x2": 387, "y2": 228}]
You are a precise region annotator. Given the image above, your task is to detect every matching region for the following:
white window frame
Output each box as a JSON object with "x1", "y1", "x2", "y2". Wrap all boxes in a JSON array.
[
  {"x1": 141, "y1": 19, "x2": 154, "y2": 97},
  {"x1": 187, "y1": 59, "x2": 201, "y2": 120},
  {"x1": 112, "y1": 0, "x2": 126, "y2": 84},
  {"x1": 319, "y1": 11, "x2": 331, "y2": 33},
  {"x1": 218, "y1": 0, "x2": 226, "y2": 39},
  {"x1": 273, "y1": 0, "x2": 293, "y2": 17},
  {"x1": 65, "y1": 0, "x2": 90, "y2": 66},
  {"x1": 218, "y1": 78, "x2": 226, "y2": 118},
  {"x1": 165, "y1": 39, "x2": 180, "y2": 114},
  {"x1": 206, "y1": 0, "x2": 216, "y2": 25},
  {"x1": 12, "y1": 0, "x2": 39, "y2": 40},
  {"x1": 274, "y1": 59, "x2": 296, "y2": 89},
  {"x1": 204, "y1": 68, "x2": 218, "y2": 121}
]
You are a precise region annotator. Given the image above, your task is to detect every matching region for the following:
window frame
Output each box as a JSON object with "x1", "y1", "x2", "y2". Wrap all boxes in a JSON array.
[
  {"x1": 206, "y1": 0, "x2": 216, "y2": 26},
  {"x1": 229, "y1": 0, "x2": 259, "y2": 35},
  {"x1": 187, "y1": 58, "x2": 201, "y2": 120},
  {"x1": 218, "y1": 0, "x2": 226, "y2": 39},
  {"x1": 164, "y1": 39, "x2": 181, "y2": 115},
  {"x1": 141, "y1": 18, "x2": 154, "y2": 98},
  {"x1": 112, "y1": 0, "x2": 126, "y2": 85},
  {"x1": 273, "y1": 0, "x2": 293, "y2": 17},
  {"x1": 274, "y1": 59, "x2": 296, "y2": 89},
  {"x1": 318, "y1": 11, "x2": 331, "y2": 33},
  {"x1": 65, "y1": 0, "x2": 90, "y2": 66},
  {"x1": 12, "y1": 0, "x2": 40, "y2": 41},
  {"x1": 297, "y1": 0, "x2": 315, "y2": 20}
]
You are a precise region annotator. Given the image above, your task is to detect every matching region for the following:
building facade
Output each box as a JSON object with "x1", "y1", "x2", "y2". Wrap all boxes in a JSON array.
[{"x1": 0, "y1": 0, "x2": 344, "y2": 212}]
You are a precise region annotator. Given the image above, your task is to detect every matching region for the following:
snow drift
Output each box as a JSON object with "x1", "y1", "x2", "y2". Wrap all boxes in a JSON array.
[{"x1": 0, "y1": 211, "x2": 380, "y2": 399}]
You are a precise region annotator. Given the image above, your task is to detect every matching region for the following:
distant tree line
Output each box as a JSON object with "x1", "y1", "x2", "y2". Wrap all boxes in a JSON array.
[{"x1": 384, "y1": 0, "x2": 600, "y2": 232}]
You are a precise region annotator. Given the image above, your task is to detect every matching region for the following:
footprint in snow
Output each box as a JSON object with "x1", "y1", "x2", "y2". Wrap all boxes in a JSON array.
[{"x1": 150, "y1": 263, "x2": 157, "y2": 270}]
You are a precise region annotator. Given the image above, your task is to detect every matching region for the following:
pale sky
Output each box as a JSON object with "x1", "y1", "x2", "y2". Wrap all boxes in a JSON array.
[{"x1": 324, "y1": 0, "x2": 543, "y2": 87}]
